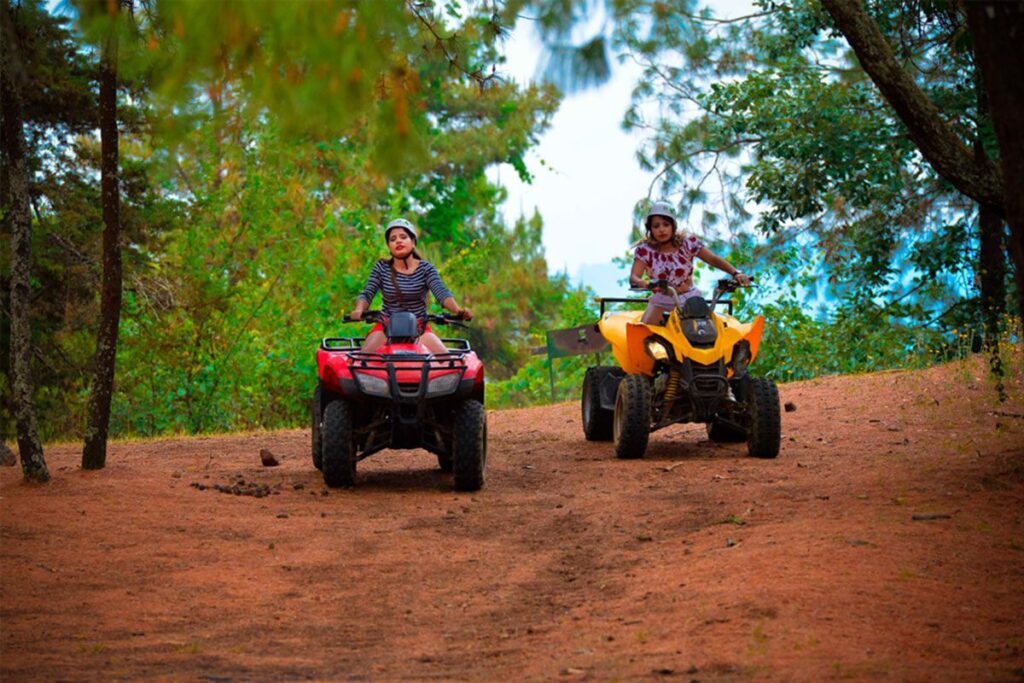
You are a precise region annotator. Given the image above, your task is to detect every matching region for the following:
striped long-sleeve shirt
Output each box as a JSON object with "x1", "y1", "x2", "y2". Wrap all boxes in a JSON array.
[{"x1": 357, "y1": 259, "x2": 454, "y2": 321}]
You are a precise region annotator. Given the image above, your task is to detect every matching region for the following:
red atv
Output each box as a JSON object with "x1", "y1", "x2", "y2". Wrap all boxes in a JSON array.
[{"x1": 311, "y1": 310, "x2": 486, "y2": 490}]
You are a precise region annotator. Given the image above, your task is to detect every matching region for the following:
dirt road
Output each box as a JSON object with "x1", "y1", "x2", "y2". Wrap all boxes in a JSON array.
[{"x1": 3, "y1": 357, "x2": 1023, "y2": 681}]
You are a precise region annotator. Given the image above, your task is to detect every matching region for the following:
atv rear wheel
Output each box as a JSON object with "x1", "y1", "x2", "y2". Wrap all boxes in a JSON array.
[
  {"x1": 613, "y1": 374, "x2": 651, "y2": 459},
  {"x1": 322, "y1": 399, "x2": 356, "y2": 487},
  {"x1": 747, "y1": 377, "x2": 781, "y2": 459},
  {"x1": 311, "y1": 385, "x2": 323, "y2": 471},
  {"x1": 582, "y1": 367, "x2": 614, "y2": 441},
  {"x1": 453, "y1": 400, "x2": 486, "y2": 491}
]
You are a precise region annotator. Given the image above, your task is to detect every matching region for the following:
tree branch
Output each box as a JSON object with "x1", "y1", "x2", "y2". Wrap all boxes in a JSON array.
[{"x1": 819, "y1": 0, "x2": 1003, "y2": 207}]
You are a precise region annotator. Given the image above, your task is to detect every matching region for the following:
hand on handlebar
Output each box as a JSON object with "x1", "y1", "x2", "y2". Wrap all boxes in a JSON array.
[
  {"x1": 648, "y1": 278, "x2": 670, "y2": 292},
  {"x1": 425, "y1": 312, "x2": 470, "y2": 328},
  {"x1": 344, "y1": 310, "x2": 383, "y2": 324}
]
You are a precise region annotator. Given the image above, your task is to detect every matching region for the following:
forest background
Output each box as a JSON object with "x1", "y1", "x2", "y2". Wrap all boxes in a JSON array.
[{"x1": 1, "y1": 0, "x2": 1021, "y2": 454}]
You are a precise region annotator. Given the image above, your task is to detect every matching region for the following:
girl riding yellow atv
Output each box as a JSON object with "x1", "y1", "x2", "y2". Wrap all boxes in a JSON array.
[{"x1": 581, "y1": 202, "x2": 781, "y2": 460}]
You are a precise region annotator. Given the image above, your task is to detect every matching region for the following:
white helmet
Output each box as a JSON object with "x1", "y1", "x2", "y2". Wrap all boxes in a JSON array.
[
  {"x1": 645, "y1": 201, "x2": 677, "y2": 226},
  {"x1": 385, "y1": 218, "x2": 417, "y2": 242}
]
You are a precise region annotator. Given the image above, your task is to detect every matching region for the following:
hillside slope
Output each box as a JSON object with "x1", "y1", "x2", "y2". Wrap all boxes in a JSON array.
[{"x1": 3, "y1": 356, "x2": 1023, "y2": 681}]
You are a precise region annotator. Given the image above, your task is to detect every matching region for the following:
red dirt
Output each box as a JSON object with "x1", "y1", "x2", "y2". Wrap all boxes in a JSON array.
[{"x1": 3, "y1": 356, "x2": 1024, "y2": 682}]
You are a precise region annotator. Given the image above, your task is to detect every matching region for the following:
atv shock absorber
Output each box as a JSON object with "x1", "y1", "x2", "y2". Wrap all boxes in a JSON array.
[{"x1": 662, "y1": 366, "x2": 681, "y2": 415}]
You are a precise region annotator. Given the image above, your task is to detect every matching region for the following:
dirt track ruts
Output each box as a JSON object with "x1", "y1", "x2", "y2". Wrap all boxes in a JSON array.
[{"x1": 2, "y1": 357, "x2": 1024, "y2": 681}]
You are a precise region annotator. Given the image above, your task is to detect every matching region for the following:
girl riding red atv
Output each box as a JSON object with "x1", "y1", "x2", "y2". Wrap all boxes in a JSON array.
[{"x1": 350, "y1": 218, "x2": 472, "y2": 354}]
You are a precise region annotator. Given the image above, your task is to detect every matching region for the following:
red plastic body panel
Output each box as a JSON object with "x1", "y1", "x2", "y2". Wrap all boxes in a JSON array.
[{"x1": 317, "y1": 341, "x2": 482, "y2": 395}]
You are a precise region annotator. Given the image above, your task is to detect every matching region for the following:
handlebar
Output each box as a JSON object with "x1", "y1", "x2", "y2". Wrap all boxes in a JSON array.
[
  {"x1": 342, "y1": 311, "x2": 469, "y2": 328},
  {"x1": 630, "y1": 275, "x2": 755, "y2": 309},
  {"x1": 427, "y1": 312, "x2": 469, "y2": 328}
]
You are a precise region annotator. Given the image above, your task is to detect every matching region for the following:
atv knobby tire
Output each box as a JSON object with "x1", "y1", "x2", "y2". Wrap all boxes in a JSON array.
[
  {"x1": 322, "y1": 399, "x2": 356, "y2": 487},
  {"x1": 707, "y1": 419, "x2": 747, "y2": 443},
  {"x1": 614, "y1": 374, "x2": 651, "y2": 459},
  {"x1": 436, "y1": 453, "x2": 453, "y2": 472},
  {"x1": 311, "y1": 385, "x2": 323, "y2": 471},
  {"x1": 582, "y1": 367, "x2": 614, "y2": 441},
  {"x1": 453, "y1": 400, "x2": 486, "y2": 491},
  {"x1": 747, "y1": 377, "x2": 781, "y2": 459}
]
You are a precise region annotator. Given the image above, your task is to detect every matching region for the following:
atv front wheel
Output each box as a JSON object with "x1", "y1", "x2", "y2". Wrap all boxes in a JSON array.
[
  {"x1": 453, "y1": 400, "x2": 486, "y2": 491},
  {"x1": 311, "y1": 385, "x2": 323, "y2": 471},
  {"x1": 747, "y1": 377, "x2": 781, "y2": 459},
  {"x1": 322, "y1": 399, "x2": 356, "y2": 487},
  {"x1": 582, "y1": 367, "x2": 614, "y2": 441},
  {"x1": 437, "y1": 453, "x2": 453, "y2": 472},
  {"x1": 613, "y1": 374, "x2": 651, "y2": 459}
]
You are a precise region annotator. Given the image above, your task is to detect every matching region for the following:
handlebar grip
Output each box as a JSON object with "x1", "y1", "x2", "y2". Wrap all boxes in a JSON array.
[{"x1": 343, "y1": 311, "x2": 382, "y2": 323}]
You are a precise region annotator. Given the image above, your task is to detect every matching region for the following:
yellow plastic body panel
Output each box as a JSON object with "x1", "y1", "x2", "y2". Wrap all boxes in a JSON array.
[{"x1": 597, "y1": 309, "x2": 766, "y2": 377}]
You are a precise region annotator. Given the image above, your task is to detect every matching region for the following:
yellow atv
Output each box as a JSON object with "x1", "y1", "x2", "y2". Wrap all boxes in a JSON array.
[{"x1": 581, "y1": 278, "x2": 780, "y2": 459}]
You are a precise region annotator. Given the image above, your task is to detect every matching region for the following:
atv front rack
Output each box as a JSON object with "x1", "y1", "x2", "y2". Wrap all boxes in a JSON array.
[
  {"x1": 345, "y1": 349, "x2": 468, "y2": 369},
  {"x1": 595, "y1": 297, "x2": 735, "y2": 317},
  {"x1": 347, "y1": 350, "x2": 469, "y2": 403},
  {"x1": 321, "y1": 337, "x2": 472, "y2": 351}
]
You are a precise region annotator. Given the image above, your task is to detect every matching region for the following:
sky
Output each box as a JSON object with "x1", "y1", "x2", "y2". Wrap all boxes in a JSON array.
[
  {"x1": 488, "y1": 2, "x2": 755, "y2": 298},
  {"x1": 489, "y1": 31, "x2": 647, "y2": 297}
]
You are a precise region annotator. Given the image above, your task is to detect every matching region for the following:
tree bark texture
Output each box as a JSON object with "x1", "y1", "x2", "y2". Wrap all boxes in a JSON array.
[
  {"x1": 819, "y1": 0, "x2": 1004, "y2": 208},
  {"x1": 978, "y1": 203, "x2": 1007, "y2": 336},
  {"x1": 966, "y1": 0, "x2": 1024, "y2": 321},
  {"x1": 974, "y1": 73, "x2": 1007, "y2": 344},
  {"x1": 82, "y1": 36, "x2": 123, "y2": 470},
  {"x1": 1, "y1": 2, "x2": 50, "y2": 482}
]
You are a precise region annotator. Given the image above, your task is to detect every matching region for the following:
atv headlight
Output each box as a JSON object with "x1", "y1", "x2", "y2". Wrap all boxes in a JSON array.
[
  {"x1": 426, "y1": 372, "x2": 461, "y2": 397},
  {"x1": 354, "y1": 372, "x2": 390, "y2": 397},
  {"x1": 644, "y1": 338, "x2": 670, "y2": 361}
]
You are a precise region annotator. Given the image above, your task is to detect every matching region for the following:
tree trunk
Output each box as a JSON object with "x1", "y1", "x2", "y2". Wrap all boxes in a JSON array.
[
  {"x1": 1, "y1": 2, "x2": 49, "y2": 482},
  {"x1": 966, "y1": 0, "x2": 1024, "y2": 323},
  {"x1": 974, "y1": 69, "x2": 1007, "y2": 347},
  {"x1": 978, "y1": 203, "x2": 1007, "y2": 338},
  {"x1": 819, "y1": 0, "x2": 1004, "y2": 208},
  {"x1": 82, "y1": 31, "x2": 122, "y2": 470}
]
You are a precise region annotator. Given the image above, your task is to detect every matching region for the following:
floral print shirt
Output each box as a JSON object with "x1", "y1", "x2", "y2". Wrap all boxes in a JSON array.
[{"x1": 633, "y1": 234, "x2": 705, "y2": 293}]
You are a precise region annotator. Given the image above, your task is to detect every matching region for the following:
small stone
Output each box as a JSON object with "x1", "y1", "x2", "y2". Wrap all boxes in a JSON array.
[
  {"x1": 784, "y1": 401, "x2": 796, "y2": 412},
  {"x1": 726, "y1": 537, "x2": 737, "y2": 547},
  {"x1": 260, "y1": 448, "x2": 280, "y2": 467},
  {"x1": 276, "y1": 513, "x2": 289, "y2": 519}
]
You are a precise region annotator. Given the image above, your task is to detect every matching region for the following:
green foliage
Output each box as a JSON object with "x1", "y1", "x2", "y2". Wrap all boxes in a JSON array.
[
  {"x1": 3, "y1": 0, "x2": 569, "y2": 441},
  {"x1": 7, "y1": 0, "x2": 1018, "y2": 445},
  {"x1": 487, "y1": 286, "x2": 600, "y2": 406}
]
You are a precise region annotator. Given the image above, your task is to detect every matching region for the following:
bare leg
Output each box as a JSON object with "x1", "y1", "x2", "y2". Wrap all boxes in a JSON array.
[
  {"x1": 361, "y1": 330, "x2": 385, "y2": 352},
  {"x1": 420, "y1": 331, "x2": 449, "y2": 354},
  {"x1": 641, "y1": 302, "x2": 670, "y2": 325}
]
